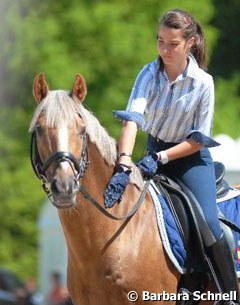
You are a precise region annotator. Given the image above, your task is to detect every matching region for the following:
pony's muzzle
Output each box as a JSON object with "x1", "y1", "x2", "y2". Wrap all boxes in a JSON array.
[
  {"x1": 51, "y1": 175, "x2": 79, "y2": 205},
  {"x1": 51, "y1": 177, "x2": 79, "y2": 195}
]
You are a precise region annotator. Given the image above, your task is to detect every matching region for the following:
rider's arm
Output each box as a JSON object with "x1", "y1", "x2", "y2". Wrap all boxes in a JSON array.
[
  {"x1": 118, "y1": 121, "x2": 138, "y2": 167},
  {"x1": 157, "y1": 139, "x2": 202, "y2": 162},
  {"x1": 117, "y1": 122, "x2": 202, "y2": 166}
]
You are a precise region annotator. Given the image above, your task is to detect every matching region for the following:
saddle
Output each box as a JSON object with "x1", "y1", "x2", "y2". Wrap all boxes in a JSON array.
[
  {"x1": 152, "y1": 161, "x2": 233, "y2": 303},
  {"x1": 215, "y1": 161, "x2": 230, "y2": 198},
  {"x1": 153, "y1": 162, "x2": 230, "y2": 248}
]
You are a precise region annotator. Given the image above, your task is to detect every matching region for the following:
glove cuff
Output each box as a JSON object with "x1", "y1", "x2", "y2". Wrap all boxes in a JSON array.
[
  {"x1": 116, "y1": 163, "x2": 132, "y2": 175},
  {"x1": 151, "y1": 153, "x2": 158, "y2": 161},
  {"x1": 158, "y1": 151, "x2": 169, "y2": 164}
]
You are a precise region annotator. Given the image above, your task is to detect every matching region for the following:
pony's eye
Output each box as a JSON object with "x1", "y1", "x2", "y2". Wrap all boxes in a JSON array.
[
  {"x1": 78, "y1": 127, "x2": 86, "y2": 136},
  {"x1": 77, "y1": 127, "x2": 86, "y2": 136},
  {"x1": 35, "y1": 125, "x2": 44, "y2": 136}
]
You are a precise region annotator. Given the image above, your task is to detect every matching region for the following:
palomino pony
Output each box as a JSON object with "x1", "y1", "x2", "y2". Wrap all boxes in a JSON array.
[{"x1": 30, "y1": 74, "x2": 215, "y2": 305}]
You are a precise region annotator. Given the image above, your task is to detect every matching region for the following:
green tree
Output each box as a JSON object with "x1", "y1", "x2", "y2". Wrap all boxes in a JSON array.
[{"x1": 210, "y1": 0, "x2": 240, "y2": 137}]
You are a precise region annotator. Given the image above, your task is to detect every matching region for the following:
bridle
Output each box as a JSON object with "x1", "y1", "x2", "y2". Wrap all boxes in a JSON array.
[
  {"x1": 30, "y1": 123, "x2": 150, "y2": 220},
  {"x1": 30, "y1": 129, "x2": 89, "y2": 201}
]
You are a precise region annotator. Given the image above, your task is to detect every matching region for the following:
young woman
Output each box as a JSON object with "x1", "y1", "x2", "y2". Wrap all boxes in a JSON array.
[{"x1": 104, "y1": 9, "x2": 239, "y2": 303}]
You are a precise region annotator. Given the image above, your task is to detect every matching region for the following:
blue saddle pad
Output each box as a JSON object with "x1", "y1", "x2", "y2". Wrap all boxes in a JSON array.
[
  {"x1": 156, "y1": 192, "x2": 186, "y2": 270},
  {"x1": 153, "y1": 183, "x2": 240, "y2": 274},
  {"x1": 218, "y1": 194, "x2": 240, "y2": 272}
]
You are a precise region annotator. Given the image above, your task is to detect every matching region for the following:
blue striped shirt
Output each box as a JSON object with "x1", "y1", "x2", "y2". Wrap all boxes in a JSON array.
[{"x1": 114, "y1": 55, "x2": 219, "y2": 147}]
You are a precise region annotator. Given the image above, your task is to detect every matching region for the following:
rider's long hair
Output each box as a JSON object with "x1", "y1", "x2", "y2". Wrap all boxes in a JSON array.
[{"x1": 159, "y1": 9, "x2": 207, "y2": 70}]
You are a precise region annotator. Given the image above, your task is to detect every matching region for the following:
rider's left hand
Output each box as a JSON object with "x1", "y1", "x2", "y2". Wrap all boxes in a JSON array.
[{"x1": 136, "y1": 153, "x2": 159, "y2": 178}]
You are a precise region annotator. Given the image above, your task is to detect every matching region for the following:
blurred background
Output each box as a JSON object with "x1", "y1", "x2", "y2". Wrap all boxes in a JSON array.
[{"x1": 0, "y1": 0, "x2": 240, "y2": 304}]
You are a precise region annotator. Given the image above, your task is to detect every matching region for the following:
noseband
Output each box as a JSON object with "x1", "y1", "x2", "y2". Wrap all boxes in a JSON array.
[{"x1": 30, "y1": 130, "x2": 89, "y2": 200}]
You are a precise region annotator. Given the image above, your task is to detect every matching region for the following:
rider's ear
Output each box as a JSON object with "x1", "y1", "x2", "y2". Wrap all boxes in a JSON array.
[
  {"x1": 33, "y1": 73, "x2": 49, "y2": 103},
  {"x1": 72, "y1": 74, "x2": 87, "y2": 102}
]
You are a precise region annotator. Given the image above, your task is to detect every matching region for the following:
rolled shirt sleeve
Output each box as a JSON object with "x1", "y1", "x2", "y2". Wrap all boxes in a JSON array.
[
  {"x1": 188, "y1": 77, "x2": 220, "y2": 147},
  {"x1": 113, "y1": 65, "x2": 153, "y2": 128}
]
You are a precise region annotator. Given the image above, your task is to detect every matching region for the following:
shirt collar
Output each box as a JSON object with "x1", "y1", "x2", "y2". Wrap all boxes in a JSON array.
[
  {"x1": 184, "y1": 54, "x2": 200, "y2": 80},
  {"x1": 160, "y1": 54, "x2": 200, "y2": 83}
]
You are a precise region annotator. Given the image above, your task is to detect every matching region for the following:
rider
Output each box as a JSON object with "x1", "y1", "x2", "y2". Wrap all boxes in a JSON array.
[{"x1": 104, "y1": 8, "x2": 239, "y2": 304}]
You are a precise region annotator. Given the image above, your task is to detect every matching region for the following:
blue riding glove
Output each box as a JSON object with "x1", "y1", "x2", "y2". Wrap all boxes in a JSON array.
[
  {"x1": 136, "y1": 153, "x2": 159, "y2": 178},
  {"x1": 104, "y1": 164, "x2": 132, "y2": 208}
]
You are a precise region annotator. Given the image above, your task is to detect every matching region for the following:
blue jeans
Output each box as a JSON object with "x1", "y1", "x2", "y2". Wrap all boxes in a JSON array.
[{"x1": 147, "y1": 135, "x2": 222, "y2": 244}]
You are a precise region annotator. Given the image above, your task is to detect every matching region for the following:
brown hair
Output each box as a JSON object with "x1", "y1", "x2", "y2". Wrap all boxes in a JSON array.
[{"x1": 159, "y1": 9, "x2": 207, "y2": 70}]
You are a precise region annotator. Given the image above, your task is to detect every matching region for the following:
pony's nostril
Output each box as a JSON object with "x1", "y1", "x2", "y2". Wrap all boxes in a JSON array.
[
  {"x1": 66, "y1": 183, "x2": 73, "y2": 195},
  {"x1": 51, "y1": 179, "x2": 69, "y2": 194},
  {"x1": 65, "y1": 179, "x2": 80, "y2": 195},
  {"x1": 51, "y1": 179, "x2": 59, "y2": 194},
  {"x1": 51, "y1": 178, "x2": 78, "y2": 195}
]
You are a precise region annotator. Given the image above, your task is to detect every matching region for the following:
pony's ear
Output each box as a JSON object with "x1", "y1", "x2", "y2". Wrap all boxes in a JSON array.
[
  {"x1": 33, "y1": 73, "x2": 49, "y2": 103},
  {"x1": 72, "y1": 74, "x2": 87, "y2": 103}
]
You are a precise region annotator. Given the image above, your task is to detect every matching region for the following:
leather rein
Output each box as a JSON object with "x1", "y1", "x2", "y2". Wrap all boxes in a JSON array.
[{"x1": 30, "y1": 130, "x2": 150, "y2": 221}]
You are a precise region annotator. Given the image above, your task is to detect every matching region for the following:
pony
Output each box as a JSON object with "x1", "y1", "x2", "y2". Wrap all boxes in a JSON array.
[{"x1": 30, "y1": 73, "x2": 218, "y2": 305}]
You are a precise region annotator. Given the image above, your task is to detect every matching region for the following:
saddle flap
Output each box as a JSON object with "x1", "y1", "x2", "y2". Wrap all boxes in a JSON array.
[{"x1": 153, "y1": 175, "x2": 209, "y2": 258}]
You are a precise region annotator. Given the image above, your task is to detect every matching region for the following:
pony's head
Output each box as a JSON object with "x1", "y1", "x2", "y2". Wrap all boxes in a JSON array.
[{"x1": 30, "y1": 73, "x2": 88, "y2": 208}]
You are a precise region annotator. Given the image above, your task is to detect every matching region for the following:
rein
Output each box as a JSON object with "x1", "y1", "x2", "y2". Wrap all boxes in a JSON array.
[
  {"x1": 31, "y1": 130, "x2": 150, "y2": 220},
  {"x1": 79, "y1": 180, "x2": 150, "y2": 221}
]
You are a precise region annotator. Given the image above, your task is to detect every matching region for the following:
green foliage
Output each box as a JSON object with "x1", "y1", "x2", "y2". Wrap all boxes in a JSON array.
[
  {"x1": 214, "y1": 74, "x2": 240, "y2": 138},
  {"x1": 210, "y1": 0, "x2": 240, "y2": 136},
  {"x1": 0, "y1": 109, "x2": 45, "y2": 278},
  {"x1": 0, "y1": 0, "x2": 239, "y2": 281},
  {"x1": 210, "y1": 0, "x2": 240, "y2": 77}
]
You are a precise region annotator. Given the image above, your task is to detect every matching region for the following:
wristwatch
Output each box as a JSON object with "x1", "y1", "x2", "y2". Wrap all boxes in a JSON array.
[{"x1": 158, "y1": 151, "x2": 169, "y2": 164}]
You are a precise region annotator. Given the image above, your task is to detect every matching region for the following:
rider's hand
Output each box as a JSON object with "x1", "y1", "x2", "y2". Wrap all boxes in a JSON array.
[
  {"x1": 136, "y1": 153, "x2": 159, "y2": 178},
  {"x1": 104, "y1": 164, "x2": 132, "y2": 208}
]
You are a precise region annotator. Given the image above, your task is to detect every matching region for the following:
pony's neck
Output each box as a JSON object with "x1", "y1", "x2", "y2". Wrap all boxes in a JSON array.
[
  {"x1": 59, "y1": 141, "x2": 116, "y2": 248},
  {"x1": 58, "y1": 140, "x2": 145, "y2": 275},
  {"x1": 82, "y1": 141, "x2": 115, "y2": 200}
]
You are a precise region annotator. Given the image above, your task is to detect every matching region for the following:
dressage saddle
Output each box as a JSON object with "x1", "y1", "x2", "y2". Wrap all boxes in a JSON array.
[
  {"x1": 153, "y1": 161, "x2": 230, "y2": 248},
  {"x1": 215, "y1": 161, "x2": 230, "y2": 198}
]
